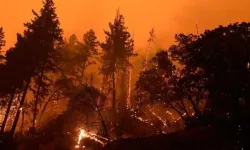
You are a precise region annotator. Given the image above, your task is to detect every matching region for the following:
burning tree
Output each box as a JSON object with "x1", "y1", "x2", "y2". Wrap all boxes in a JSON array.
[
  {"x1": 100, "y1": 10, "x2": 136, "y2": 112},
  {"x1": 0, "y1": 0, "x2": 63, "y2": 136}
]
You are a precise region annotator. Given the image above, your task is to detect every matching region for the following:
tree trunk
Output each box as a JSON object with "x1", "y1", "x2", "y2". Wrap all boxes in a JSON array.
[
  {"x1": 118, "y1": 71, "x2": 127, "y2": 110},
  {"x1": 170, "y1": 104, "x2": 187, "y2": 121},
  {"x1": 33, "y1": 78, "x2": 42, "y2": 128},
  {"x1": 97, "y1": 109, "x2": 110, "y2": 143},
  {"x1": 80, "y1": 62, "x2": 86, "y2": 84},
  {"x1": 112, "y1": 72, "x2": 116, "y2": 112},
  {"x1": 190, "y1": 89, "x2": 202, "y2": 116},
  {"x1": 1, "y1": 90, "x2": 16, "y2": 133},
  {"x1": 33, "y1": 68, "x2": 45, "y2": 128},
  {"x1": 21, "y1": 108, "x2": 25, "y2": 135},
  {"x1": 10, "y1": 78, "x2": 31, "y2": 137},
  {"x1": 39, "y1": 88, "x2": 61, "y2": 124},
  {"x1": 190, "y1": 97, "x2": 201, "y2": 116},
  {"x1": 174, "y1": 99, "x2": 190, "y2": 118},
  {"x1": 89, "y1": 92, "x2": 110, "y2": 144}
]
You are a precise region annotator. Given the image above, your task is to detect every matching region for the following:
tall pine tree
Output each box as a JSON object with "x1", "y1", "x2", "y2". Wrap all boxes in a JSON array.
[
  {"x1": 1, "y1": 33, "x2": 35, "y2": 133},
  {"x1": 0, "y1": 27, "x2": 5, "y2": 61},
  {"x1": 9, "y1": 0, "x2": 63, "y2": 134},
  {"x1": 100, "y1": 10, "x2": 136, "y2": 111}
]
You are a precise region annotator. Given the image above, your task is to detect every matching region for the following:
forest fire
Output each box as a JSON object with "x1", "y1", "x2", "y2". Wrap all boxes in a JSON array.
[{"x1": 0, "y1": 0, "x2": 248, "y2": 150}]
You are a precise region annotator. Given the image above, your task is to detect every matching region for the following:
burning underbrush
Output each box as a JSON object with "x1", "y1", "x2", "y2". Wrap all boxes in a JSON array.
[
  {"x1": 11, "y1": 82, "x2": 197, "y2": 150},
  {"x1": 72, "y1": 106, "x2": 188, "y2": 149},
  {"x1": 19, "y1": 103, "x2": 185, "y2": 150}
]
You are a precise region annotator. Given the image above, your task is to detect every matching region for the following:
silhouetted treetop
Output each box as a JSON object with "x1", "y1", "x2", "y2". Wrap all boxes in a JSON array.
[
  {"x1": 59, "y1": 30, "x2": 98, "y2": 85},
  {"x1": 0, "y1": 27, "x2": 5, "y2": 51},
  {"x1": 83, "y1": 29, "x2": 99, "y2": 56},
  {"x1": 135, "y1": 50, "x2": 175, "y2": 106},
  {"x1": 170, "y1": 22, "x2": 250, "y2": 115},
  {"x1": 100, "y1": 10, "x2": 136, "y2": 75}
]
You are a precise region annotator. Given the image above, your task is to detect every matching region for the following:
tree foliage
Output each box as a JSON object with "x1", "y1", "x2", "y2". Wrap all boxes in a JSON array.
[
  {"x1": 67, "y1": 84, "x2": 106, "y2": 114},
  {"x1": 100, "y1": 10, "x2": 135, "y2": 75},
  {"x1": 100, "y1": 10, "x2": 136, "y2": 111},
  {"x1": 0, "y1": 0, "x2": 64, "y2": 134},
  {"x1": 171, "y1": 22, "x2": 250, "y2": 115},
  {"x1": 59, "y1": 29, "x2": 98, "y2": 85},
  {"x1": 0, "y1": 27, "x2": 5, "y2": 61}
]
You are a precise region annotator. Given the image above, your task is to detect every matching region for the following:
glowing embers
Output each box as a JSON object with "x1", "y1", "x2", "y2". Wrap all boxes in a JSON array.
[
  {"x1": 75, "y1": 128, "x2": 108, "y2": 149},
  {"x1": 126, "y1": 68, "x2": 132, "y2": 109},
  {"x1": 149, "y1": 109, "x2": 167, "y2": 127}
]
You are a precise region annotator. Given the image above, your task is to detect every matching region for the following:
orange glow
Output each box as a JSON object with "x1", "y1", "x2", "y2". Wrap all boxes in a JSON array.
[{"x1": 0, "y1": 0, "x2": 249, "y2": 52}]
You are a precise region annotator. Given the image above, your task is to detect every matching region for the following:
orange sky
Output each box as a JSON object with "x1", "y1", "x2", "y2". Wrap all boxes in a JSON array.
[{"x1": 0, "y1": 0, "x2": 249, "y2": 52}]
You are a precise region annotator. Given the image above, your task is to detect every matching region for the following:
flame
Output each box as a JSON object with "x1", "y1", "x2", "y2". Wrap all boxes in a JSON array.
[
  {"x1": 74, "y1": 105, "x2": 197, "y2": 149},
  {"x1": 75, "y1": 128, "x2": 107, "y2": 149},
  {"x1": 78, "y1": 129, "x2": 88, "y2": 145}
]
